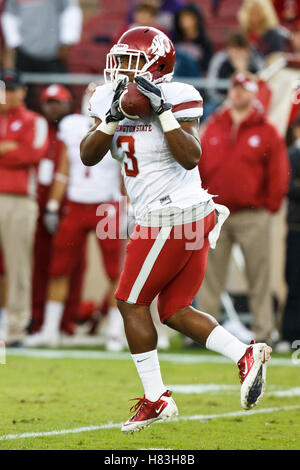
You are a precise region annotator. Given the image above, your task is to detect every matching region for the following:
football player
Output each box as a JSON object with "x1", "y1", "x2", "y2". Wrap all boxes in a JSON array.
[
  {"x1": 80, "y1": 26, "x2": 272, "y2": 433},
  {"x1": 31, "y1": 84, "x2": 83, "y2": 337}
]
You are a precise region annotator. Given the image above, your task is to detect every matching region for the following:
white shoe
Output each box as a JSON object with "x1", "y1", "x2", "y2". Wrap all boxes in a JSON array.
[
  {"x1": 274, "y1": 340, "x2": 291, "y2": 353},
  {"x1": 24, "y1": 331, "x2": 60, "y2": 347},
  {"x1": 238, "y1": 341, "x2": 272, "y2": 410},
  {"x1": 157, "y1": 334, "x2": 170, "y2": 350},
  {"x1": 105, "y1": 336, "x2": 124, "y2": 352},
  {"x1": 122, "y1": 390, "x2": 178, "y2": 434},
  {"x1": 222, "y1": 319, "x2": 255, "y2": 343}
]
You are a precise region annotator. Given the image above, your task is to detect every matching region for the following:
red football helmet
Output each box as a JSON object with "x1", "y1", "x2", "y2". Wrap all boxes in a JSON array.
[{"x1": 104, "y1": 26, "x2": 176, "y2": 88}]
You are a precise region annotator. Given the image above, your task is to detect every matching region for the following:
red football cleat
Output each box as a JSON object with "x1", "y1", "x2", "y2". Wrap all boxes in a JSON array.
[
  {"x1": 238, "y1": 341, "x2": 272, "y2": 410},
  {"x1": 121, "y1": 390, "x2": 178, "y2": 434}
]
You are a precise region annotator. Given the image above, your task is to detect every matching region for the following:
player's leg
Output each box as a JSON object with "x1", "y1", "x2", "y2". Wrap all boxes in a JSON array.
[
  {"x1": 116, "y1": 300, "x2": 166, "y2": 399},
  {"x1": 40, "y1": 275, "x2": 71, "y2": 344},
  {"x1": 160, "y1": 229, "x2": 272, "y2": 410},
  {"x1": 117, "y1": 299, "x2": 177, "y2": 433},
  {"x1": 167, "y1": 301, "x2": 272, "y2": 409},
  {"x1": 104, "y1": 279, "x2": 124, "y2": 351},
  {"x1": 61, "y1": 246, "x2": 87, "y2": 336},
  {"x1": 26, "y1": 276, "x2": 72, "y2": 346},
  {"x1": 115, "y1": 224, "x2": 190, "y2": 432},
  {"x1": 161, "y1": 238, "x2": 248, "y2": 362},
  {"x1": 115, "y1": 224, "x2": 171, "y2": 391},
  {"x1": 150, "y1": 298, "x2": 171, "y2": 351},
  {"x1": 117, "y1": 300, "x2": 157, "y2": 353},
  {"x1": 25, "y1": 202, "x2": 86, "y2": 346},
  {"x1": 97, "y1": 201, "x2": 125, "y2": 351},
  {"x1": 31, "y1": 215, "x2": 54, "y2": 333}
]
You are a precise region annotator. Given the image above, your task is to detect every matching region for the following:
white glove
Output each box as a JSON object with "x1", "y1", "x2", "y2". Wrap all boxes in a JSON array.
[{"x1": 44, "y1": 210, "x2": 60, "y2": 235}]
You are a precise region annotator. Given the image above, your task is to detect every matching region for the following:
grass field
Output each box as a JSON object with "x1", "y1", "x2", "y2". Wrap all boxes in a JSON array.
[{"x1": 0, "y1": 337, "x2": 299, "y2": 450}]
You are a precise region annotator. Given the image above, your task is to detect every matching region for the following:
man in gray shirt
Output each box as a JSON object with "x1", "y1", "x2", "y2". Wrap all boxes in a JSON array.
[{"x1": 1, "y1": 0, "x2": 82, "y2": 73}]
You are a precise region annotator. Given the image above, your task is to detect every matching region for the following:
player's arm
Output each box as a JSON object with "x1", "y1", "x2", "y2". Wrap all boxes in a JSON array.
[
  {"x1": 80, "y1": 79, "x2": 128, "y2": 166},
  {"x1": 135, "y1": 76, "x2": 201, "y2": 170},
  {"x1": 48, "y1": 144, "x2": 70, "y2": 206},
  {"x1": 44, "y1": 144, "x2": 70, "y2": 235},
  {"x1": 164, "y1": 120, "x2": 201, "y2": 170},
  {"x1": 80, "y1": 117, "x2": 112, "y2": 166}
]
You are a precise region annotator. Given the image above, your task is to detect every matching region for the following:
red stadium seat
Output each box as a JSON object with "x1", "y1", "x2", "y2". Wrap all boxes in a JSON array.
[
  {"x1": 99, "y1": 0, "x2": 129, "y2": 14},
  {"x1": 69, "y1": 42, "x2": 110, "y2": 74},
  {"x1": 193, "y1": 0, "x2": 240, "y2": 50},
  {"x1": 81, "y1": 13, "x2": 125, "y2": 43}
]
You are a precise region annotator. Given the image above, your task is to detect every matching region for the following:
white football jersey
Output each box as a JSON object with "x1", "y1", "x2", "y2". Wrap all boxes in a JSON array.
[
  {"x1": 58, "y1": 114, "x2": 121, "y2": 203},
  {"x1": 89, "y1": 82, "x2": 212, "y2": 219}
]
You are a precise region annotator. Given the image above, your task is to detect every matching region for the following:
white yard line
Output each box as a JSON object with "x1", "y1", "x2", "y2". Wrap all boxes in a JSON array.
[
  {"x1": 168, "y1": 384, "x2": 300, "y2": 397},
  {"x1": 0, "y1": 405, "x2": 299, "y2": 442},
  {"x1": 169, "y1": 384, "x2": 239, "y2": 394},
  {"x1": 5, "y1": 348, "x2": 297, "y2": 367},
  {"x1": 269, "y1": 387, "x2": 300, "y2": 397}
]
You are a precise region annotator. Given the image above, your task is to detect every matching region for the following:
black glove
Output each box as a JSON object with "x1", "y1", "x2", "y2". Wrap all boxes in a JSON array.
[
  {"x1": 106, "y1": 77, "x2": 128, "y2": 123},
  {"x1": 44, "y1": 210, "x2": 60, "y2": 235},
  {"x1": 135, "y1": 75, "x2": 172, "y2": 115}
]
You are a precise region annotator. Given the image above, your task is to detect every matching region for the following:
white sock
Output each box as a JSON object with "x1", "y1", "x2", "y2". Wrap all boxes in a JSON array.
[
  {"x1": 106, "y1": 306, "x2": 124, "y2": 339},
  {"x1": 0, "y1": 308, "x2": 8, "y2": 341},
  {"x1": 206, "y1": 325, "x2": 248, "y2": 363},
  {"x1": 131, "y1": 349, "x2": 166, "y2": 402},
  {"x1": 42, "y1": 301, "x2": 64, "y2": 336}
]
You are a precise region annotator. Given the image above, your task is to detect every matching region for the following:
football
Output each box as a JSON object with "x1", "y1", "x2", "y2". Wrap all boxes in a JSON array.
[{"x1": 119, "y1": 82, "x2": 152, "y2": 120}]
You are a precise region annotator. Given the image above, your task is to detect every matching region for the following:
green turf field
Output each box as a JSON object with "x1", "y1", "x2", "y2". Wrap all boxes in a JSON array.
[{"x1": 0, "y1": 338, "x2": 299, "y2": 450}]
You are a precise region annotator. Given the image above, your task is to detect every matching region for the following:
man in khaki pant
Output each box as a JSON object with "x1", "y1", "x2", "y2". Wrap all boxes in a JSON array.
[
  {"x1": 0, "y1": 70, "x2": 48, "y2": 345},
  {"x1": 198, "y1": 73, "x2": 290, "y2": 342}
]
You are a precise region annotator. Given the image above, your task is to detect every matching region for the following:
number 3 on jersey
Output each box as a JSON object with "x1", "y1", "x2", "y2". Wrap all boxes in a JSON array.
[{"x1": 116, "y1": 136, "x2": 139, "y2": 177}]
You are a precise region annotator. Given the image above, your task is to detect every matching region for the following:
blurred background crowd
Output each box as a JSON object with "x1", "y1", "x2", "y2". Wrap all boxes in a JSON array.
[{"x1": 0, "y1": 0, "x2": 299, "y2": 353}]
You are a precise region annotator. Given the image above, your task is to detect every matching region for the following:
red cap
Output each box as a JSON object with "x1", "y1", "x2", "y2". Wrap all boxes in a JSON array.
[
  {"x1": 41, "y1": 84, "x2": 72, "y2": 103},
  {"x1": 232, "y1": 73, "x2": 258, "y2": 93}
]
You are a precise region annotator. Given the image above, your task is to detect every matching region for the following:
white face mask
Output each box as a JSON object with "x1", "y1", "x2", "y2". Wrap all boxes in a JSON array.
[{"x1": 104, "y1": 46, "x2": 152, "y2": 90}]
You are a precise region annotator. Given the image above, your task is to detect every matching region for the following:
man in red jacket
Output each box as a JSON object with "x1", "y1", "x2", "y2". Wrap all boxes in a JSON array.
[
  {"x1": 198, "y1": 72, "x2": 290, "y2": 342},
  {"x1": 0, "y1": 70, "x2": 48, "y2": 346}
]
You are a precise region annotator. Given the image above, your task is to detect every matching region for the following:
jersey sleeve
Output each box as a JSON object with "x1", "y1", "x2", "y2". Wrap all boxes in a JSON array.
[
  {"x1": 161, "y1": 82, "x2": 203, "y2": 122},
  {"x1": 88, "y1": 83, "x2": 114, "y2": 122}
]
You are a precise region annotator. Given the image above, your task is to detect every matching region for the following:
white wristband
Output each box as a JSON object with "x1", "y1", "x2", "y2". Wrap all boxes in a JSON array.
[
  {"x1": 54, "y1": 172, "x2": 68, "y2": 184},
  {"x1": 96, "y1": 120, "x2": 119, "y2": 136},
  {"x1": 158, "y1": 109, "x2": 180, "y2": 133},
  {"x1": 46, "y1": 199, "x2": 59, "y2": 212}
]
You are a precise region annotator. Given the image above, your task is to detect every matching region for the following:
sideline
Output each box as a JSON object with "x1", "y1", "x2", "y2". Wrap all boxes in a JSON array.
[
  {"x1": 0, "y1": 405, "x2": 299, "y2": 442},
  {"x1": 5, "y1": 348, "x2": 297, "y2": 367}
]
